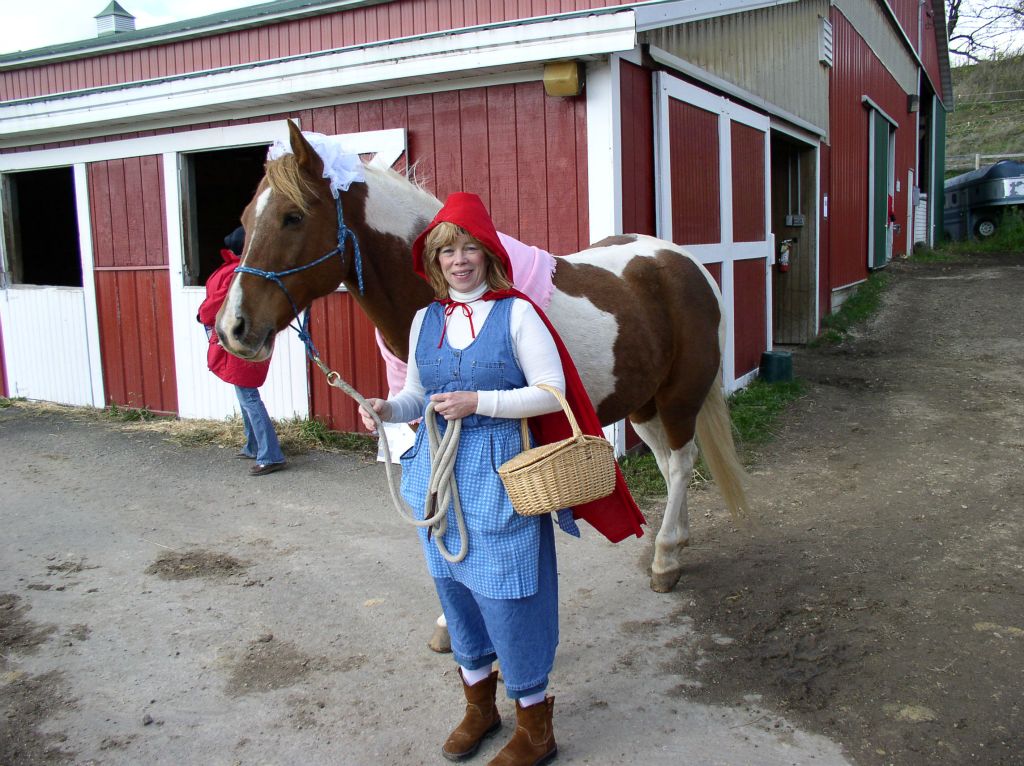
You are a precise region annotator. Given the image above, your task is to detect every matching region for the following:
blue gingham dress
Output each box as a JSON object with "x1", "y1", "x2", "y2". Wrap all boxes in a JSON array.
[{"x1": 400, "y1": 298, "x2": 576, "y2": 600}]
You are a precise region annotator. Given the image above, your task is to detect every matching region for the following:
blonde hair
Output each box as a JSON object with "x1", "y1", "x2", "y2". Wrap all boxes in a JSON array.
[
  {"x1": 264, "y1": 154, "x2": 319, "y2": 214},
  {"x1": 422, "y1": 221, "x2": 512, "y2": 300}
]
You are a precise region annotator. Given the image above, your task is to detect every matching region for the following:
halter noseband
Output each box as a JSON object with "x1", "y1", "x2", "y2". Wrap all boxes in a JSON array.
[{"x1": 233, "y1": 194, "x2": 364, "y2": 360}]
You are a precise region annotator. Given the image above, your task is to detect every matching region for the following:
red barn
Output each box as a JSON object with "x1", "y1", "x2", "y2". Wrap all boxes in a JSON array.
[{"x1": 0, "y1": 0, "x2": 950, "y2": 437}]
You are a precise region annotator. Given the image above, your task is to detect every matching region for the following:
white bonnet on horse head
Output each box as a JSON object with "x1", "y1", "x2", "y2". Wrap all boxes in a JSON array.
[{"x1": 267, "y1": 131, "x2": 366, "y2": 198}]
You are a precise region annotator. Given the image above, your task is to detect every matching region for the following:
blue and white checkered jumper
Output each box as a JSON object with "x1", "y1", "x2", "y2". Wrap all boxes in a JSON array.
[{"x1": 400, "y1": 297, "x2": 578, "y2": 599}]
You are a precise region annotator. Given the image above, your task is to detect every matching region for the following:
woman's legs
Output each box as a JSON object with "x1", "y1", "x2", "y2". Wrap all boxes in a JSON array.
[
  {"x1": 236, "y1": 396, "x2": 258, "y2": 459},
  {"x1": 234, "y1": 386, "x2": 284, "y2": 466},
  {"x1": 436, "y1": 516, "x2": 559, "y2": 699}
]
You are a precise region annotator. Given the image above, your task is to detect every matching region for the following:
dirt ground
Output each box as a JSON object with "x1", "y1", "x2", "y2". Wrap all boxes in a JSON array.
[{"x1": 1, "y1": 252, "x2": 1021, "y2": 765}]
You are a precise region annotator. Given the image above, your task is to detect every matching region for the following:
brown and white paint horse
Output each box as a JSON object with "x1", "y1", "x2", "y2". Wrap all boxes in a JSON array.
[{"x1": 218, "y1": 121, "x2": 748, "y2": 609}]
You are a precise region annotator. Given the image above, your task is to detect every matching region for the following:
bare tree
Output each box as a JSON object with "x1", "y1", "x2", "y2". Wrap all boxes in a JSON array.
[{"x1": 947, "y1": 0, "x2": 1024, "y2": 62}]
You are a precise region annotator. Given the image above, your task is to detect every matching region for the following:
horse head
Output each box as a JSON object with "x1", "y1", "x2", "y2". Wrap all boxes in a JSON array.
[{"x1": 215, "y1": 120, "x2": 354, "y2": 361}]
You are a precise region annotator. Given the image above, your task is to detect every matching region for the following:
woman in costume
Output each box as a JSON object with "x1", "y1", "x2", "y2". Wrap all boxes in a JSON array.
[{"x1": 360, "y1": 193, "x2": 643, "y2": 766}]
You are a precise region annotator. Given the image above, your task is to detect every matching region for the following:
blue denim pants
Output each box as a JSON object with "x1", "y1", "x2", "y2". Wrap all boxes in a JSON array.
[
  {"x1": 235, "y1": 386, "x2": 284, "y2": 465},
  {"x1": 434, "y1": 514, "x2": 559, "y2": 700}
]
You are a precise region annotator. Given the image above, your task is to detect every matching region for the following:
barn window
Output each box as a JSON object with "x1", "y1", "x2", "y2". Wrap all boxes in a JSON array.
[
  {"x1": 1, "y1": 167, "x2": 82, "y2": 287},
  {"x1": 180, "y1": 145, "x2": 267, "y2": 287}
]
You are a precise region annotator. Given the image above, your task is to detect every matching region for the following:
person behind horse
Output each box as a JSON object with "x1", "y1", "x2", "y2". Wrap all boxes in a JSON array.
[
  {"x1": 360, "y1": 192, "x2": 597, "y2": 765},
  {"x1": 197, "y1": 226, "x2": 286, "y2": 477}
]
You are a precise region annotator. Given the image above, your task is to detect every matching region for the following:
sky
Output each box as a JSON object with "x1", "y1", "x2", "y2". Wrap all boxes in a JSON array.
[{"x1": 0, "y1": 0, "x2": 262, "y2": 55}]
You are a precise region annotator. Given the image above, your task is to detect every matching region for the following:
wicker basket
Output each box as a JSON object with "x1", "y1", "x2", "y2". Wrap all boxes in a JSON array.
[{"x1": 498, "y1": 384, "x2": 617, "y2": 516}]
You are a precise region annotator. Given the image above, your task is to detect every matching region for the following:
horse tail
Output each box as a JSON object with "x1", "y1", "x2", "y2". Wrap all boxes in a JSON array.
[{"x1": 695, "y1": 371, "x2": 750, "y2": 519}]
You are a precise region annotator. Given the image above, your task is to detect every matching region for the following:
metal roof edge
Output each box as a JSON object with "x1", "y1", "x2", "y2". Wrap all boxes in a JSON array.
[
  {"x1": 929, "y1": 0, "x2": 953, "y2": 110},
  {"x1": 633, "y1": 0, "x2": 800, "y2": 32},
  {"x1": 876, "y1": 0, "x2": 953, "y2": 110}
]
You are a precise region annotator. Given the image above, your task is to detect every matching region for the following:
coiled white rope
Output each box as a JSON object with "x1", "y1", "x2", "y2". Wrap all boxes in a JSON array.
[{"x1": 312, "y1": 356, "x2": 469, "y2": 563}]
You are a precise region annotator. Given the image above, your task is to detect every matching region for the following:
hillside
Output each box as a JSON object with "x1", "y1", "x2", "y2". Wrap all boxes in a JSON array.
[{"x1": 946, "y1": 54, "x2": 1024, "y2": 174}]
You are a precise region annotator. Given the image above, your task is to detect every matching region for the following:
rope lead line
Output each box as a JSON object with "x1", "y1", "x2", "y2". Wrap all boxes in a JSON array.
[
  {"x1": 236, "y1": 192, "x2": 462, "y2": 560},
  {"x1": 315, "y1": 356, "x2": 469, "y2": 563}
]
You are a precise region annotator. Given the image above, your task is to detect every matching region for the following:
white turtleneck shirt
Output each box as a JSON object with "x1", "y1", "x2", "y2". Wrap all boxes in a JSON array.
[{"x1": 384, "y1": 282, "x2": 566, "y2": 423}]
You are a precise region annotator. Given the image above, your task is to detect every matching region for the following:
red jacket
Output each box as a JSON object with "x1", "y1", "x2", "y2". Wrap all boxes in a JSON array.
[
  {"x1": 412, "y1": 192, "x2": 645, "y2": 543},
  {"x1": 197, "y1": 249, "x2": 271, "y2": 388}
]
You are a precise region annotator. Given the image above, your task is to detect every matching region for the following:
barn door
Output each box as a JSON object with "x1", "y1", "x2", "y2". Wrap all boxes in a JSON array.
[
  {"x1": 0, "y1": 165, "x2": 103, "y2": 407},
  {"x1": 867, "y1": 108, "x2": 895, "y2": 269},
  {"x1": 654, "y1": 73, "x2": 771, "y2": 390}
]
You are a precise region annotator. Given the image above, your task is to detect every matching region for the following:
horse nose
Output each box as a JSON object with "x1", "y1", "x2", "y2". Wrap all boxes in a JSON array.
[{"x1": 228, "y1": 315, "x2": 248, "y2": 343}]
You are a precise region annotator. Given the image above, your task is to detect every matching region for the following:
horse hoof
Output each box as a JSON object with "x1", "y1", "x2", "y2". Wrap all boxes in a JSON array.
[
  {"x1": 428, "y1": 624, "x2": 452, "y2": 653},
  {"x1": 650, "y1": 570, "x2": 682, "y2": 593}
]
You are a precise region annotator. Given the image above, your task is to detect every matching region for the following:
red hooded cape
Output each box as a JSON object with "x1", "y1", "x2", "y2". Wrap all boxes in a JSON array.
[
  {"x1": 197, "y1": 249, "x2": 271, "y2": 389},
  {"x1": 412, "y1": 192, "x2": 645, "y2": 543}
]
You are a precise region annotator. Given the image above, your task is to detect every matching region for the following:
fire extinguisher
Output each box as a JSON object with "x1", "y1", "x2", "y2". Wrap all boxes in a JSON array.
[{"x1": 778, "y1": 238, "x2": 795, "y2": 273}]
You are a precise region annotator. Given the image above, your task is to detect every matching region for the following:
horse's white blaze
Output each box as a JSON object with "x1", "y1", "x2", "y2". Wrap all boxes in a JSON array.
[
  {"x1": 546, "y1": 290, "x2": 619, "y2": 408},
  {"x1": 364, "y1": 167, "x2": 441, "y2": 243},
  {"x1": 220, "y1": 187, "x2": 274, "y2": 323},
  {"x1": 253, "y1": 187, "x2": 273, "y2": 225}
]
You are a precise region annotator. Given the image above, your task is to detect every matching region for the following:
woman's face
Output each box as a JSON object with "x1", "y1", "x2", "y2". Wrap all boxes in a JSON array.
[{"x1": 438, "y1": 234, "x2": 487, "y2": 292}]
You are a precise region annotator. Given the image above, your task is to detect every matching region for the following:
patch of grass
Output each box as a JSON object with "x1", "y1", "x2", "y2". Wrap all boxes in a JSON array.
[
  {"x1": 128, "y1": 412, "x2": 376, "y2": 458},
  {"x1": 105, "y1": 402, "x2": 155, "y2": 422},
  {"x1": 908, "y1": 244, "x2": 960, "y2": 263},
  {"x1": 812, "y1": 271, "x2": 891, "y2": 346},
  {"x1": 728, "y1": 378, "x2": 807, "y2": 446},
  {"x1": 620, "y1": 452, "x2": 667, "y2": 500},
  {"x1": 279, "y1": 416, "x2": 377, "y2": 456},
  {"x1": 943, "y1": 208, "x2": 1024, "y2": 254},
  {"x1": 619, "y1": 378, "x2": 807, "y2": 501},
  {"x1": 0, "y1": 396, "x2": 27, "y2": 409}
]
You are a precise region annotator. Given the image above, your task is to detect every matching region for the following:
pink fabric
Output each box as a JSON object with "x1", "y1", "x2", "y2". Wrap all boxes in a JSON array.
[{"x1": 375, "y1": 231, "x2": 556, "y2": 394}]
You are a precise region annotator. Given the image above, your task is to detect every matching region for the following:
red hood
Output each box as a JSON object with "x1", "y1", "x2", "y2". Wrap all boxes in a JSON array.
[{"x1": 412, "y1": 192, "x2": 513, "y2": 284}]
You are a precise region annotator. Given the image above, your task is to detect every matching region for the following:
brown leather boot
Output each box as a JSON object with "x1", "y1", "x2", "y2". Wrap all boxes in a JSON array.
[
  {"x1": 442, "y1": 669, "x2": 502, "y2": 761},
  {"x1": 487, "y1": 697, "x2": 557, "y2": 766}
]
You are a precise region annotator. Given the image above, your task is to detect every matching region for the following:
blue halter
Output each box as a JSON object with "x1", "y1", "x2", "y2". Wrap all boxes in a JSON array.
[{"x1": 233, "y1": 194, "x2": 364, "y2": 360}]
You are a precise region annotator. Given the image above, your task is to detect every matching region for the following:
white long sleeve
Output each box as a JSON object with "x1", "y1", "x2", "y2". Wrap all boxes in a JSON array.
[{"x1": 382, "y1": 287, "x2": 565, "y2": 423}]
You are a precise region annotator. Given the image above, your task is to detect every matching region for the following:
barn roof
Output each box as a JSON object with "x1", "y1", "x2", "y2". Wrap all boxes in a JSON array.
[{"x1": 1, "y1": 0, "x2": 385, "y2": 65}]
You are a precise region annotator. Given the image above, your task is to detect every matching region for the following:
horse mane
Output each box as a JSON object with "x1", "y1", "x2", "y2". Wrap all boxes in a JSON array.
[{"x1": 264, "y1": 153, "x2": 320, "y2": 214}]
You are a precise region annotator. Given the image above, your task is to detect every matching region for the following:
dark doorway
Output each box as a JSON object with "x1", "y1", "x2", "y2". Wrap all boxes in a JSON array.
[
  {"x1": 181, "y1": 145, "x2": 267, "y2": 286},
  {"x1": 2, "y1": 167, "x2": 82, "y2": 287},
  {"x1": 769, "y1": 132, "x2": 818, "y2": 345}
]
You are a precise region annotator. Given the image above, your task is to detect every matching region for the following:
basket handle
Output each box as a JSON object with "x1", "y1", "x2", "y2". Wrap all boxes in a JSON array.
[{"x1": 515, "y1": 383, "x2": 582, "y2": 452}]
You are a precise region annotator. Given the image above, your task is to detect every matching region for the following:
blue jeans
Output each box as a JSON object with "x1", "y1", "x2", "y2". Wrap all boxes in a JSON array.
[
  {"x1": 434, "y1": 514, "x2": 559, "y2": 700},
  {"x1": 235, "y1": 386, "x2": 284, "y2": 465}
]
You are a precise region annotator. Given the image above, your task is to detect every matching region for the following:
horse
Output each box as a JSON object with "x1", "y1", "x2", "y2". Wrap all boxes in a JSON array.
[{"x1": 217, "y1": 120, "x2": 748, "y2": 607}]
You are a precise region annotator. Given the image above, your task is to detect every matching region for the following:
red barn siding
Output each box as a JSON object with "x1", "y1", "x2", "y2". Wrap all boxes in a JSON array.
[
  {"x1": 705, "y1": 262, "x2": 722, "y2": 288},
  {"x1": 88, "y1": 158, "x2": 177, "y2": 414},
  {"x1": 304, "y1": 81, "x2": 590, "y2": 431},
  {"x1": 829, "y1": 10, "x2": 917, "y2": 288},
  {"x1": 307, "y1": 293, "x2": 389, "y2": 433},
  {"x1": 94, "y1": 270, "x2": 177, "y2": 413},
  {"x1": 0, "y1": 0, "x2": 627, "y2": 102},
  {"x1": 733, "y1": 258, "x2": 767, "y2": 376},
  {"x1": 668, "y1": 99, "x2": 720, "y2": 245},
  {"x1": 730, "y1": 121, "x2": 765, "y2": 243},
  {"x1": 919, "y1": 7, "x2": 945, "y2": 101},
  {"x1": 888, "y1": 0, "x2": 920, "y2": 51},
  {"x1": 619, "y1": 61, "x2": 655, "y2": 236}
]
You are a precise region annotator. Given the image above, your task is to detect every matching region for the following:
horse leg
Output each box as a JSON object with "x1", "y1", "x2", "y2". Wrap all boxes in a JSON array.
[
  {"x1": 632, "y1": 418, "x2": 697, "y2": 592},
  {"x1": 428, "y1": 612, "x2": 452, "y2": 653}
]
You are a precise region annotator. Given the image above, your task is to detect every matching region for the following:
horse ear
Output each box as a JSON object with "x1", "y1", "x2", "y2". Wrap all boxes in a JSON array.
[{"x1": 287, "y1": 120, "x2": 318, "y2": 172}]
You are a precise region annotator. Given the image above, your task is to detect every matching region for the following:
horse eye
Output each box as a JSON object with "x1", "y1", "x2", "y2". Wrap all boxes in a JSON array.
[{"x1": 283, "y1": 212, "x2": 304, "y2": 227}]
